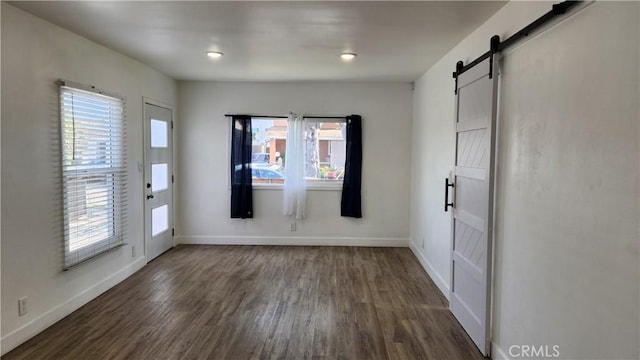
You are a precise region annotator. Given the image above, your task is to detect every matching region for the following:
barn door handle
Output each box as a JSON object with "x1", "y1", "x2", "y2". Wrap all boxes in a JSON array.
[{"x1": 444, "y1": 178, "x2": 454, "y2": 212}]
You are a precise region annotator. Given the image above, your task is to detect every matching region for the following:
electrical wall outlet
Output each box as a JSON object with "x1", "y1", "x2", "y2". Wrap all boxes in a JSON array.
[
  {"x1": 290, "y1": 222, "x2": 296, "y2": 231},
  {"x1": 18, "y1": 297, "x2": 27, "y2": 316},
  {"x1": 132, "y1": 245, "x2": 136, "y2": 258}
]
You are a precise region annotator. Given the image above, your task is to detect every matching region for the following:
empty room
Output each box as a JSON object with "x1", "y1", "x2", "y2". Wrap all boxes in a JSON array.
[{"x1": 1, "y1": 1, "x2": 638, "y2": 359}]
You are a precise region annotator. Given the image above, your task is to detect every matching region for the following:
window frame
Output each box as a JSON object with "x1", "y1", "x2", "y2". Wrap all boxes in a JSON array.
[
  {"x1": 228, "y1": 116, "x2": 346, "y2": 191},
  {"x1": 60, "y1": 81, "x2": 126, "y2": 269},
  {"x1": 303, "y1": 117, "x2": 346, "y2": 190}
]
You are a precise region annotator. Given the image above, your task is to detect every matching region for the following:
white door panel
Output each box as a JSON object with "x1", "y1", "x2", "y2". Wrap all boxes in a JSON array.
[
  {"x1": 449, "y1": 56, "x2": 498, "y2": 356},
  {"x1": 144, "y1": 102, "x2": 174, "y2": 262}
]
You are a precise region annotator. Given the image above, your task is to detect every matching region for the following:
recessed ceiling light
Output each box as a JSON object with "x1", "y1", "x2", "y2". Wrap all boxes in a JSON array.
[
  {"x1": 206, "y1": 51, "x2": 223, "y2": 59},
  {"x1": 341, "y1": 53, "x2": 357, "y2": 61}
]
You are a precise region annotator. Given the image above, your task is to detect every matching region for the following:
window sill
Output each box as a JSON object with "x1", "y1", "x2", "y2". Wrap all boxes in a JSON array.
[
  {"x1": 232, "y1": 184, "x2": 343, "y2": 191},
  {"x1": 307, "y1": 185, "x2": 343, "y2": 191}
]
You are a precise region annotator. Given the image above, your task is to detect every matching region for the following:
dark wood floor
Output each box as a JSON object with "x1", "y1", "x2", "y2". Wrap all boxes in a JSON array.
[{"x1": 3, "y1": 245, "x2": 483, "y2": 360}]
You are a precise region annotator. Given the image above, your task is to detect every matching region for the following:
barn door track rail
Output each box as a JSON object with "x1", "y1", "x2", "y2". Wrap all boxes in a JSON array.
[{"x1": 452, "y1": 0, "x2": 581, "y2": 93}]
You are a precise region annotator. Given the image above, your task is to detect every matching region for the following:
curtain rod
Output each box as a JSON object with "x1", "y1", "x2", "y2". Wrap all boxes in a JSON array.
[
  {"x1": 224, "y1": 114, "x2": 288, "y2": 119},
  {"x1": 224, "y1": 114, "x2": 348, "y2": 120},
  {"x1": 303, "y1": 116, "x2": 347, "y2": 120},
  {"x1": 452, "y1": 0, "x2": 581, "y2": 85}
]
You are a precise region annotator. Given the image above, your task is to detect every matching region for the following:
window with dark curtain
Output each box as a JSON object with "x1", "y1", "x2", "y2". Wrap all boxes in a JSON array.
[
  {"x1": 230, "y1": 115, "x2": 253, "y2": 218},
  {"x1": 341, "y1": 114, "x2": 362, "y2": 218}
]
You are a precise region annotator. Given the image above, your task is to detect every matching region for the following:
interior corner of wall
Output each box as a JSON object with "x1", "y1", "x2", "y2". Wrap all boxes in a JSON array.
[{"x1": 409, "y1": 241, "x2": 450, "y2": 300}]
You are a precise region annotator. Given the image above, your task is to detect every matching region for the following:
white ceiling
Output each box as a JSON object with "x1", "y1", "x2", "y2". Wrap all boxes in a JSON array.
[{"x1": 11, "y1": 1, "x2": 506, "y2": 82}]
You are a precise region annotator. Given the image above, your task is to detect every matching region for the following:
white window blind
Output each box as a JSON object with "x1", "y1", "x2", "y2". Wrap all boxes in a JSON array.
[{"x1": 60, "y1": 83, "x2": 127, "y2": 269}]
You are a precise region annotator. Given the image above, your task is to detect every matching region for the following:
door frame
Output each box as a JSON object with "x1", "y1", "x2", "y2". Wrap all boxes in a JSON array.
[{"x1": 142, "y1": 97, "x2": 175, "y2": 261}]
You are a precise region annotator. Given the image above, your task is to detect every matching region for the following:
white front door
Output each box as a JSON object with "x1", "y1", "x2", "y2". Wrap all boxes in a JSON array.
[
  {"x1": 144, "y1": 101, "x2": 174, "y2": 262},
  {"x1": 449, "y1": 56, "x2": 498, "y2": 356}
]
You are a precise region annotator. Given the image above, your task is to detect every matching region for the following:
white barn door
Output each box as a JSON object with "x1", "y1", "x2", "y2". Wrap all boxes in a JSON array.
[{"x1": 449, "y1": 56, "x2": 498, "y2": 356}]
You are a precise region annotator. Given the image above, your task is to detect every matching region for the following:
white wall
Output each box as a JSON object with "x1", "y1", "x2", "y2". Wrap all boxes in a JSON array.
[
  {"x1": 411, "y1": 1, "x2": 639, "y2": 359},
  {"x1": 1, "y1": 4, "x2": 177, "y2": 354},
  {"x1": 176, "y1": 82, "x2": 412, "y2": 245}
]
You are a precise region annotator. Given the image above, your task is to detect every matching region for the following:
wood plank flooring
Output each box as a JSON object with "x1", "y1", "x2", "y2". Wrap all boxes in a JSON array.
[{"x1": 3, "y1": 245, "x2": 483, "y2": 360}]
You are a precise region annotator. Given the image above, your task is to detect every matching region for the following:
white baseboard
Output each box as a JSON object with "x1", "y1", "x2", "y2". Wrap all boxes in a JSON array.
[
  {"x1": 0, "y1": 257, "x2": 147, "y2": 356},
  {"x1": 492, "y1": 341, "x2": 510, "y2": 360},
  {"x1": 176, "y1": 235, "x2": 409, "y2": 247},
  {"x1": 409, "y1": 241, "x2": 450, "y2": 300}
]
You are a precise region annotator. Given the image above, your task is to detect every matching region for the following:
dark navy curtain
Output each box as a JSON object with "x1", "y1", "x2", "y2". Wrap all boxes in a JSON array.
[
  {"x1": 341, "y1": 115, "x2": 362, "y2": 218},
  {"x1": 230, "y1": 115, "x2": 253, "y2": 218}
]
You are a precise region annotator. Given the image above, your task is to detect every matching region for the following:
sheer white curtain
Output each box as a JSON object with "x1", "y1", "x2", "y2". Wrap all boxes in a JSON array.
[{"x1": 283, "y1": 113, "x2": 306, "y2": 219}]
